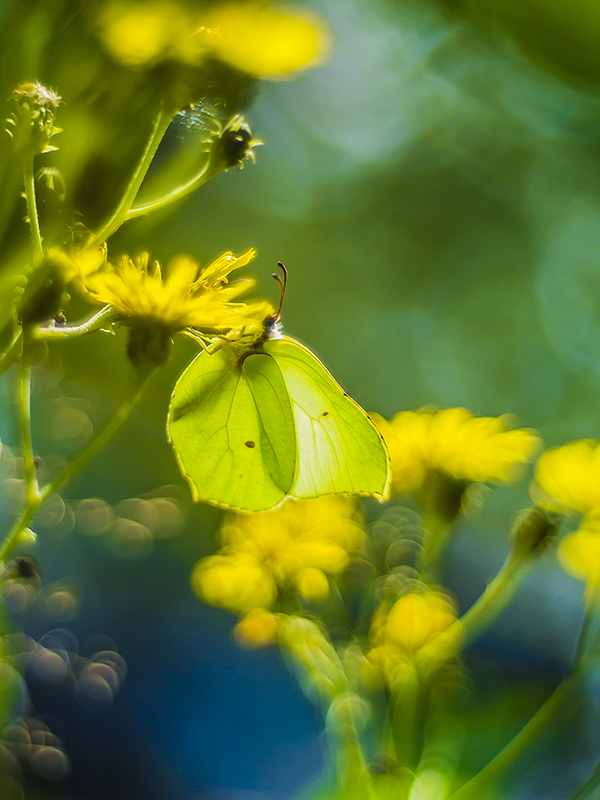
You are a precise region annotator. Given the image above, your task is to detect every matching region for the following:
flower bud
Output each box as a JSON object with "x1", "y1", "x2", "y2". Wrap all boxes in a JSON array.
[
  {"x1": 509, "y1": 506, "x2": 559, "y2": 560},
  {"x1": 6, "y1": 83, "x2": 61, "y2": 158},
  {"x1": 211, "y1": 115, "x2": 262, "y2": 171},
  {"x1": 126, "y1": 319, "x2": 172, "y2": 371}
]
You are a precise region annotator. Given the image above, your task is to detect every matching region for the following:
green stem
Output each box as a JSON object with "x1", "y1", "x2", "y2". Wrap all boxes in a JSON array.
[
  {"x1": 0, "y1": 368, "x2": 154, "y2": 566},
  {"x1": 127, "y1": 161, "x2": 215, "y2": 220},
  {"x1": 457, "y1": 552, "x2": 529, "y2": 648},
  {"x1": 392, "y1": 663, "x2": 421, "y2": 771},
  {"x1": 0, "y1": 502, "x2": 41, "y2": 563},
  {"x1": 90, "y1": 106, "x2": 175, "y2": 245},
  {"x1": 33, "y1": 305, "x2": 118, "y2": 340},
  {"x1": 18, "y1": 330, "x2": 39, "y2": 504},
  {"x1": 448, "y1": 674, "x2": 578, "y2": 800},
  {"x1": 0, "y1": 325, "x2": 22, "y2": 377},
  {"x1": 40, "y1": 369, "x2": 153, "y2": 500},
  {"x1": 22, "y1": 157, "x2": 44, "y2": 263}
]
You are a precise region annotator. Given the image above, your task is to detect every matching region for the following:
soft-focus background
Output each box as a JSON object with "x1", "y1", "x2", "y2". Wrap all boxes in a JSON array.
[{"x1": 3, "y1": 0, "x2": 600, "y2": 797}]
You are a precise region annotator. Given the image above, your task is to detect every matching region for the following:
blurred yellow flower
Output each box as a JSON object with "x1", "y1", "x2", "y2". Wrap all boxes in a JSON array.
[
  {"x1": 60, "y1": 246, "x2": 272, "y2": 335},
  {"x1": 364, "y1": 589, "x2": 459, "y2": 687},
  {"x1": 558, "y1": 515, "x2": 600, "y2": 589},
  {"x1": 202, "y1": 3, "x2": 329, "y2": 78},
  {"x1": 533, "y1": 440, "x2": 600, "y2": 514},
  {"x1": 191, "y1": 496, "x2": 365, "y2": 613},
  {"x1": 371, "y1": 408, "x2": 540, "y2": 498},
  {"x1": 96, "y1": 1, "x2": 200, "y2": 68},
  {"x1": 233, "y1": 609, "x2": 280, "y2": 648},
  {"x1": 96, "y1": 0, "x2": 329, "y2": 77}
]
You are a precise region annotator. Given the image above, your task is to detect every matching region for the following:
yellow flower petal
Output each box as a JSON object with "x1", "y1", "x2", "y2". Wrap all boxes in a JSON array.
[{"x1": 202, "y1": 3, "x2": 330, "y2": 78}]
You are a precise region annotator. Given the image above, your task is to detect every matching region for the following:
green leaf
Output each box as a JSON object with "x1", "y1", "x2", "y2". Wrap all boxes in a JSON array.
[{"x1": 168, "y1": 336, "x2": 390, "y2": 512}]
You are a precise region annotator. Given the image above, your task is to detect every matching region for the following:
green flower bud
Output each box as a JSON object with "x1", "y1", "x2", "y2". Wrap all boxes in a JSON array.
[
  {"x1": 212, "y1": 115, "x2": 262, "y2": 171},
  {"x1": 6, "y1": 82, "x2": 61, "y2": 158},
  {"x1": 510, "y1": 506, "x2": 560, "y2": 560},
  {"x1": 126, "y1": 319, "x2": 173, "y2": 371}
]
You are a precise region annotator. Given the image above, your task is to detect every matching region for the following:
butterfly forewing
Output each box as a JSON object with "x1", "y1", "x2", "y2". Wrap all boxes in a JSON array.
[{"x1": 168, "y1": 349, "x2": 295, "y2": 511}]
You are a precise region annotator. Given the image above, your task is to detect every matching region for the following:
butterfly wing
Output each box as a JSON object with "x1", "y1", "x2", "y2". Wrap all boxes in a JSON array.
[
  {"x1": 167, "y1": 348, "x2": 296, "y2": 511},
  {"x1": 265, "y1": 336, "x2": 391, "y2": 501}
]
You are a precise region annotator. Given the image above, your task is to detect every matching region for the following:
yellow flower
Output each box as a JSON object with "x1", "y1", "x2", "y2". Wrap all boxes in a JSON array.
[
  {"x1": 61, "y1": 246, "x2": 272, "y2": 336},
  {"x1": 364, "y1": 589, "x2": 459, "y2": 687},
  {"x1": 558, "y1": 515, "x2": 600, "y2": 590},
  {"x1": 191, "y1": 496, "x2": 364, "y2": 613},
  {"x1": 95, "y1": 1, "x2": 329, "y2": 77},
  {"x1": 372, "y1": 408, "x2": 540, "y2": 498},
  {"x1": 533, "y1": 440, "x2": 600, "y2": 515},
  {"x1": 532, "y1": 442, "x2": 600, "y2": 602},
  {"x1": 201, "y1": 3, "x2": 330, "y2": 78},
  {"x1": 233, "y1": 609, "x2": 280, "y2": 648},
  {"x1": 96, "y1": 1, "x2": 199, "y2": 68}
]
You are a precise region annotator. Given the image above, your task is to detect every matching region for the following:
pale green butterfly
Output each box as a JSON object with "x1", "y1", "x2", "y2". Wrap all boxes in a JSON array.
[{"x1": 167, "y1": 264, "x2": 390, "y2": 512}]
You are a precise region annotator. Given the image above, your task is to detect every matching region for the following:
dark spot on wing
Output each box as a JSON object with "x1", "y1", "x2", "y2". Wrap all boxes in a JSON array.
[
  {"x1": 244, "y1": 440, "x2": 256, "y2": 448},
  {"x1": 322, "y1": 411, "x2": 329, "y2": 417}
]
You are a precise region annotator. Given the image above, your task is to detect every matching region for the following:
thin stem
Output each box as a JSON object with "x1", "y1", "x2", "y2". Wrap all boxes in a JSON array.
[
  {"x1": 126, "y1": 161, "x2": 215, "y2": 220},
  {"x1": 0, "y1": 368, "x2": 154, "y2": 566},
  {"x1": 451, "y1": 552, "x2": 529, "y2": 655},
  {"x1": 18, "y1": 330, "x2": 39, "y2": 504},
  {"x1": 22, "y1": 157, "x2": 44, "y2": 263},
  {"x1": 0, "y1": 325, "x2": 22, "y2": 377},
  {"x1": 34, "y1": 305, "x2": 118, "y2": 340},
  {"x1": 448, "y1": 674, "x2": 578, "y2": 800},
  {"x1": 391, "y1": 664, "x2": 421, "y2": 771},
  {"x1": 0, "y1": 502, "x2": 41, "y2": 564},
  {"x1": 90, "y1": 107, "x2": 174, "y2": 245},
  {"x1": 40, "y1": 368, "x2": 153, "y2": 501}
]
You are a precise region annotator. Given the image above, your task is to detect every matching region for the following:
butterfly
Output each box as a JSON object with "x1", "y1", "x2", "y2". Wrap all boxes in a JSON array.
[{"x1": 167, "y1": 264, "x2": 390, "y2": 512}]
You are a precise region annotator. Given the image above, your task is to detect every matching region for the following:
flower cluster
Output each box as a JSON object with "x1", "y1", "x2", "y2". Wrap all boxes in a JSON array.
[
  {"x1": 533, "y1": 440, "x2": 600, "y2": 596},
  {"x1": 191, "y1": 496, "x2": 365, "y2": 616},
  {"x1": 65, "y1": 246, "x2": 270, "y2": 333},
  {"x1": 95, "y1": 1, "x2": 329, "y2": 78},
  {"x1": 372, "y1": 407, "x2": 540, "y2": 521},
  {"x1": 363, "y1": 588, "x2": 459, "y2": 688}
]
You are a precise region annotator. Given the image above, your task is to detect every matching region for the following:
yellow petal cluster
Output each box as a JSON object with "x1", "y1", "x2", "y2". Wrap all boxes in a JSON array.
[
  {"x1": 191, "y1": 496, "x2": 365, "y2": 614},
  {"x1": 96, "y1": 1, "x2": 329, "y2": 77},
  {"x1": 202, "y1": 3, "x2": 329, "y2": 78},
  {"x1": 558, "y1": 515, "x2": 600, "y2": 589},
  {"x1": 60, "y1": 246, "x2": 272, "y2": 335},
  {"x1": 364, "y1": 589, "x2": 459, "y2": 687},
  {"x1": 233, "y1": 609, "x2": 280, "y2": 648},
  {"x1": 371, "y1": 408, "x2": 540, "y2": 497},
  {"x1": 533, "y1": 440, "x2": 600, "y2": 514},
  {"x1": 531, "y1": 440, "x2": 600, "y2": 597}
]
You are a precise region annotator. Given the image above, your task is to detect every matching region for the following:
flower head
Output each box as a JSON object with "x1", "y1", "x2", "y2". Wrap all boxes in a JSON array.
[
  {"x1": 6, "y1": 82, "x2": 61, "y2": 158},
  {"x1": 372, "y1": 408, "x2": 540, "y2": 508},
  {"x1": 201, "y1": 3, "x2": 330, "y2": 78},
  {"x1": 532, "y1": 440, "x2": 600, "y2": 603},
  {"x1": 63, "y1": 246, "x2": 271, "y2": 333},
  {"x1": 533, "y1": 440, "x2": 600, "y2": 515},
  {"x1": 364, "y1": 588, "x2": 459, "y2": 688},
  {"x1": 95, "y1": 0, "x2": 329, "y2": 78},
  {"x1": 191, "y1": 496, "x2": 365, "y2": 614}
]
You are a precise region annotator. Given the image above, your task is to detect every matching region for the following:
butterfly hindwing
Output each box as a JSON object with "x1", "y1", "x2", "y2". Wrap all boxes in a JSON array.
[
  {"x1": 264, "y1": 336, "x2": 390, "y2": 501},
  {"x1": 167, "y1": 348, "x2": 296, "y2": 511}
]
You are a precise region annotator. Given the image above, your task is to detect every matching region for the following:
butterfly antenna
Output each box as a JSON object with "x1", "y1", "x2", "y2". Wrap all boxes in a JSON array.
[{"x1": 272, "y1": 261, "x2": 288, "y2": 316}]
